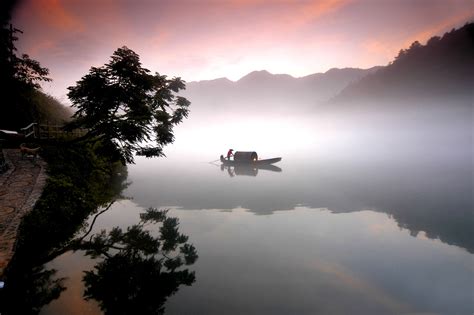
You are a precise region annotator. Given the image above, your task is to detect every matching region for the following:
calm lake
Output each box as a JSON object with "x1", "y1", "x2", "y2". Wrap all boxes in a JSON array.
[{"x1": 37, "y1": 121, "x2": 473, "y2": 314}]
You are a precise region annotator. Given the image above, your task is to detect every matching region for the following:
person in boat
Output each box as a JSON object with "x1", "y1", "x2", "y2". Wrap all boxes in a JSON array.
[{"x1": 226, "y1": 149, "x2": 234, "y2": 160}]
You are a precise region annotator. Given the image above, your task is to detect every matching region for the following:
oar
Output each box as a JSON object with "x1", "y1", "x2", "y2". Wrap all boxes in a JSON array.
[{"x1": 208, "y1": 158, "x2": 221, "y2": 167}]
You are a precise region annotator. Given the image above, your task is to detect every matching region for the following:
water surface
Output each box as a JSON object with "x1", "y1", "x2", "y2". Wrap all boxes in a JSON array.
[{"x1": 39, "y1": 136, "x2": 473, "y2": 314}]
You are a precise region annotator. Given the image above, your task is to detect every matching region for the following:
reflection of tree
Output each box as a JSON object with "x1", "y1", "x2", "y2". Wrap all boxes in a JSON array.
[
  {"x1": 81, "y1": 208, "x2": 198, "y2": 314},
  {"x1": 0, "y1": 266, "x2": 65, "y2": 314},
  {"x1": 1, "y1": 203, "x2": 198, "y2": 314},
  {"x1": 0, "y1": 142, "x2": 130, "y2": 314}
]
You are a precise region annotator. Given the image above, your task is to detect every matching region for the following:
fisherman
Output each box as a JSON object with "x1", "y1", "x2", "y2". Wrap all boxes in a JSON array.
[{"x1": 227, "y1": 149, "x2": 234, "y2": 160}]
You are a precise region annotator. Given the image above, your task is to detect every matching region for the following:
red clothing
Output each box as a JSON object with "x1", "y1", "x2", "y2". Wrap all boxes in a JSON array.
[{"x1": 227, "y1": 149, "x2": 233, "y2": 159}]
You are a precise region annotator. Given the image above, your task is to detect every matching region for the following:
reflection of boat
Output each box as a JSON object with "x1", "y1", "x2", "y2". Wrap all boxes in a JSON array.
[
  {"x1": 251, "y1": 164, "x2": 282, "y2": 172},
  {"x1": 220, "y1": 151, "x2": 282, "y2": 166},
  {"x1": 220, "y1": 163, "x2": 282, "y2": 177}
]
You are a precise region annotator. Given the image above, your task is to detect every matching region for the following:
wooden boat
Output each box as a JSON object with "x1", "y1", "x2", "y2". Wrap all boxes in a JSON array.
[
  {"x1": 220, "y1": 151, "x2": 281, "y2": 166},
  {"x1": 220, "y1": 156, "x2": 282, "y2": 166}
]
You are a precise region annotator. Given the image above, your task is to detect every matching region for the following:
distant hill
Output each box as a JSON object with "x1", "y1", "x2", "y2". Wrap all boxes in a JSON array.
[
  {"x1": 332, "y1": 22, "x2": 474, "y2": 105},
  {"x1": 182, "y1": 67, "x2": 380, "y2": 117}
]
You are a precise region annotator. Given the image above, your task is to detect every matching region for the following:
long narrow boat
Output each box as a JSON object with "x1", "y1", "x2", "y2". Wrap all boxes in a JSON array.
[{"x1": 220, "y1": 153, "x2": 281, "y2": 166}]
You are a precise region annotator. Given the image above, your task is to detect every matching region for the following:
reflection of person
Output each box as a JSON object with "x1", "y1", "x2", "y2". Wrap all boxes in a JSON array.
[
  {"x1": 227, "y1": 149, "x2": 234, "y2": 160},
  {"x1": 227, "y1": 166, "x2": 235, "y2": 177}
]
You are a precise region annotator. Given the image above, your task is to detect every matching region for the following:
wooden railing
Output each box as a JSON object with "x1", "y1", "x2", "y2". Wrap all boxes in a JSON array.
[
  {"x1": 20, "y1": 123, "x2": 88, "y2": 140},
  {"x1": 20, "y1": 123, "x2": 37, "y2": 138}
]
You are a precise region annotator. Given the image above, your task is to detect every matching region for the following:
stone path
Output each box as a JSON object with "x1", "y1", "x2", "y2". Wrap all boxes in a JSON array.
[{"x1": 0, "y1": 149, "x2": 47, "y2": 277}]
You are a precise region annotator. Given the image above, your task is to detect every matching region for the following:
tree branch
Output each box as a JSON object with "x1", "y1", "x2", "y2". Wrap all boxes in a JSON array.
[{"x1": 78, "y1": 200, "x2": 116, "y2": 243}]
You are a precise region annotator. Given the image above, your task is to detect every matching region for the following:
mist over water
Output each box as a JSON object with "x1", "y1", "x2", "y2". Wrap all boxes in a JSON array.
[
  {"x1": 128, "y1": 100, "x2": 472, "y2": 314},
  {"x1": 35, "y1": 94, "x2": 473, "y2": 314},
  {"x1": 128, "y1": 97, "x2": 473, "y2": 243},
  {"x1": 35, "y1": 99, "x2": 474, "y2": 314}
]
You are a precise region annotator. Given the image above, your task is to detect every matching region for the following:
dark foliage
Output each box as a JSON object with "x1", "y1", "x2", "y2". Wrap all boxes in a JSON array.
[
  {"x1": 0, "y1": 143, "x2": 198, "y2": 315},
  {"x1": 334, "y1": 22, "x2": 474, "y2": 102},
  {"x1": 0, "y1": 0, "x2": 17, "y2": 27},
  {"x1": 0, "y1": 142, "x2": 127, "y2": 314},
  {"x1": 66, "y1": 46, "x2": 191, "y2": 164},
  {"x1": 0, "y1": 23, "x2": 70, "y2": 130},
  {"x1": 82, "y1": 208, "x2": 198, "y2": 314}
]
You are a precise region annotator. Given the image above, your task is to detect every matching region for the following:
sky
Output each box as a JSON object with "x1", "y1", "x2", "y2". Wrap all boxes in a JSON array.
[{"x1": 10, "y1": 0, "x2": 474, "y2": 101}]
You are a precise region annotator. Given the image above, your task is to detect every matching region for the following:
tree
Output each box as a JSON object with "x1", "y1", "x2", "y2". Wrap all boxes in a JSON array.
[
  {"x1": 67, "y1": 47, "x2": 190, "y2": 164},
  {"x1": 0, "y1": 24, "x2": 51, "y2": 91},
  {"x1": 0, "y1": 24, "x2": 51, "y2": 129}
]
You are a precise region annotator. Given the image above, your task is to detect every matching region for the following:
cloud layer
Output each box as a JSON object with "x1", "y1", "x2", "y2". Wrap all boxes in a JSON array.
[{"x1": 11, "y1": 0, "x2": 474, "y2": 100}]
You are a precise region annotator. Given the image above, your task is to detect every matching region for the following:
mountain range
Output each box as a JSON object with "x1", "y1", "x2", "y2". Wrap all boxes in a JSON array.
[
  {"x1": 181, "y1": 22, "x2": 473, "y2": 117},
  {"x1": 182, "y1": 67, "x2": 381, "y2": 117},
  {"x1": 332, "y1": 22, "x2": 473, "y2": 105}
]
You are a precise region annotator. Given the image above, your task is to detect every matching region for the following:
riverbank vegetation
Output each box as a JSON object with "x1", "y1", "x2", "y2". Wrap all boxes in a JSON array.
[
  {"x1": 1, "y1": 141, "x2": 197, "y2": 314},
  {"x1": 0, "y1": 141, "x2": 126, "y2": 313},
  {"x1": 0, "y1": 23, "x2": 71, "y2": 130},
  {"x1": 0, "y1": 20, "x2": 196, "y2": 314}
]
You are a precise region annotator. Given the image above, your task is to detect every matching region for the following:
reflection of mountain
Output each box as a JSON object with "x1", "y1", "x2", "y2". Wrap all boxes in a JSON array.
[
  {"x1": 128, "y1": 150, "x2": 473, "y2": 254},
  {"x1": 327, "y1": 157, "x2": 473, "y2": 254}
]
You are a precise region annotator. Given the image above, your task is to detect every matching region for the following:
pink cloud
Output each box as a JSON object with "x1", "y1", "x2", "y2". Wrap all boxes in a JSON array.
[{"x1": 35, "y1": 0, "x2": 85, "y2": 32}]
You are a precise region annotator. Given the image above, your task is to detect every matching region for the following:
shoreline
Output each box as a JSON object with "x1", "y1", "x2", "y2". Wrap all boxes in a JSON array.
[{"x1": 0, "y1": 149, "x2": 47, "y2": 277}]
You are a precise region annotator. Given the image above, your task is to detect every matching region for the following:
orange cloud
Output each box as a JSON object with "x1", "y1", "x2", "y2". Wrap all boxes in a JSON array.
[
  {"x1": 228, "y1": 0, "x2": 350, "y2": 15},
  {"x1": 36, "y1": 0, "x2": 84, "y2": 32},
  {"x1": 209, "y1": 0, "x2": 351, "y2": 33},
  {"x1": 362, "y1": 39, "x2": 397, "y2": 60},
  {"x1": 226, "y1": 0, "x2": 267, "y2": 7},
  {"x1": 299, "y1": 0, "x2": 350, "y2": 23},
  {"x1": 28, "y1": 38, "x2": 57, "y2": 56},
  {"x1": 247, "y1": 0, "x2": 350, "y2": 30}
]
